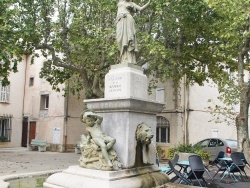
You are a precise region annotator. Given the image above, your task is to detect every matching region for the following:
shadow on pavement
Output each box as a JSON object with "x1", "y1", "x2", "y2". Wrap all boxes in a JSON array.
[{"x1": 202, "y1": 165, "x2": 250, "y2": 188}]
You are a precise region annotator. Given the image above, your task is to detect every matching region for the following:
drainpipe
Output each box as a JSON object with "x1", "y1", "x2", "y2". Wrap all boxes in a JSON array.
[
  {"x1": 22, "y1": 55, "x2": 29, "y2": 147},
  {"x1": 63, "y1": 82, "x2": 69, "y2": 151},
  {"x1": 183, "y1": 75, "x2": 188, "y2": 144}
]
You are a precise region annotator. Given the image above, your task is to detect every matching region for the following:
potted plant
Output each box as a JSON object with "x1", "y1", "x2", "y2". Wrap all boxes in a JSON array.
[
  {"x1": 167, "y1": 144, "x2": 196, "y2": 161},
  {"x1": 156, "y1": 145, "x2": 164, "y2": 160},
  {"x1": 194, "y1": 149, "x2": 211, "y2": 166},
  {"x1": 167, "y1": 143, "x2": 211, "y2": 162}
]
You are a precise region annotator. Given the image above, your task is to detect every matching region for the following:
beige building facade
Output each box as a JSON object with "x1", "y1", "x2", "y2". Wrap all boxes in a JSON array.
[
  {"x1": 151, "y1": 78, "x2": 238, "y2": 158},
  {"x1": 0, "y1": 56, "x2": 26, "y2": 147},
  {"x1": 0, "y1": 55, "x2": 86, "y2": 151}
]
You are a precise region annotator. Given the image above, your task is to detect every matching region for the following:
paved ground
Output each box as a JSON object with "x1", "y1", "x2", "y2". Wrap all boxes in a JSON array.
[
  {"x1": 0, "y1": 148, "x2": 250, "y2": 187},
  {"x1": 0, "y1": 147, "x2": 79, "y2": 176}
]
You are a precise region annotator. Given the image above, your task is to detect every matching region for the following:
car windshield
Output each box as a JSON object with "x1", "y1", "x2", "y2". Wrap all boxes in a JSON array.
[
  {"x1": 226, "y1": 139, "x2": 237, "y2": 147},
  {"x1": 197, "y1": 139, "x2": 210, "y2": 147}
]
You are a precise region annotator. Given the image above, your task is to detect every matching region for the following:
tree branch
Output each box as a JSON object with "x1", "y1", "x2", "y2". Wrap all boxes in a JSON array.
[{"x1": 35, "y1": 43, "x2": 80, "y2": 72}]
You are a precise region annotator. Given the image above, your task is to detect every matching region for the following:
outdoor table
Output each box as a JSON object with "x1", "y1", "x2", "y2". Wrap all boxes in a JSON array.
[
  {"x1": 218, "y1": 157, "x2": 234, "y2": 180},
  {"x1": 176, "y1": 161, "x2": 190, "y2": 173},
  {"x1": 177, "y1": 160, "x2": 212, "y2": 180},
  {"x1": 219, "y1": 157, "x2": 232, "y2": 161},
  {"x1": 218, "y1": 157, "x2": 233, "y2": 167}
]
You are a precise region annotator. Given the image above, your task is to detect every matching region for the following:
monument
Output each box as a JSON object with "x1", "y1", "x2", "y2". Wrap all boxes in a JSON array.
[{"x1": 44, "y1": 0, "x2": 169, "y2": 187}]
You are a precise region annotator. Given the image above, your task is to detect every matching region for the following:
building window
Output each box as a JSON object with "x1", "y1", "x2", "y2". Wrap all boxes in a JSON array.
[
  {"x1": 156, "y1": 116, "x2": 170, "y2": 143},
  {"x1": 156, "y1": 88, "x2": 165, "y2": 102},
  {"x1": 29, "y1": 77, "x2": 34, "y2": 86},
  {"x1": 40, "y1": 94, "x2": 49, "y2": 110},
  {"x1": 0, "y1": 82, "x2": 10, "y2": 103},
  {"x1": 0, "y1": 118, "x2": 11, "y2": 142}
]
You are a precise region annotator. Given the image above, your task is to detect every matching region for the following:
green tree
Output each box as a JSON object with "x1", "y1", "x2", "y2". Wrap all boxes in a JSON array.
[
  {"x1": 0, "y1": 0, "x2": 23, "y2": 86},
  {"x1": 141, "y1": 0, "x2": 235, "y2": 85},
  {"x1": 141, "y1": 0, "x2": 249, "y2": 153},
  {"x1": 207, "y1": 0, "x2": 250, "y2": 153},
  {"x1": 4, "y1": 0, "x2": 119, "y2": 98},
  {"x1": 2, "y1": 0, "x2": 232, "y2": 96}
]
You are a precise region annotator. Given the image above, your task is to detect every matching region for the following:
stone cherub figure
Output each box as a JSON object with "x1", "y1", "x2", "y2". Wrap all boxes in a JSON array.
[
  {"x1": 79, "y1": 110, "x2": 121, "y2": 170},
  {"x1": 116, "y1": 0, "x2": 151, "y2": 64}
]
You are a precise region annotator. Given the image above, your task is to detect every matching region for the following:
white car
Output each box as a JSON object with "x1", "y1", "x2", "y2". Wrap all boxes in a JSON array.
[{"x1": 195, "y1": 138, "x2": 238, "y2": 161}]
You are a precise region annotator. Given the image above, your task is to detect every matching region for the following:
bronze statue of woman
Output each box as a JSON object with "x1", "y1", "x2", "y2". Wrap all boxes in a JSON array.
[{"x1": 116, "y1": 0, "x2": 151, "y2": 64}]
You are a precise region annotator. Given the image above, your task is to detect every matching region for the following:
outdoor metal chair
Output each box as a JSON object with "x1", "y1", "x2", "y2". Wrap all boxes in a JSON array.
[
  {"x1": 210, "y1": 151, "x2": 225, "y2": 166},
  {"x1": 222, "y1": 152, "x2": 248, "y2": 182},
  {"x1": 212, "y1": 151, "x2": 228, "y2": 179},
  {"x1": 166, "y1": 153, "x2": 179, "y2": 175},
  {"x1": 156, "y1": 158, "x2": 171, "y2": 173},
  {"x1": 239, "y1": 152, "x2": 250, "y2": 169},
  {"x1": 168, "y1": 160, "x2": 192, "y2": 185},
  {"x1": 187, "y1": 154, "x2": 208, "y2": 187},
  {"x1": 156, "y1": 153, "x2": 179, "y2": 175}
]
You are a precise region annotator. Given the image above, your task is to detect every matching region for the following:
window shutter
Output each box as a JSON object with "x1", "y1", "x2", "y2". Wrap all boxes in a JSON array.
[
  {"x1": 0, "y1": 82, "x2": 10, "y2": 103},
  {"x1": 6, "y1": 85, "x2": 10, "y2": 102},
  {"x1": 0, "y1": 83, "x2": 4, "y2": 102}
]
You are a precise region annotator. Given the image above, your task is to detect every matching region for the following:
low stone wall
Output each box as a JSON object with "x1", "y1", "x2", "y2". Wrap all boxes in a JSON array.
[
  {"x1": 155, "y1": 183, "x2": 198, "y2": 188},
  {"x1": 177, "y1": 152, "x2": 196, "y2": 161}
]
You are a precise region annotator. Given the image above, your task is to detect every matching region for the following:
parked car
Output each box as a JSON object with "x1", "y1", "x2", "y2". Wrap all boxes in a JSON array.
[{"x1": 194, "y1": 138, "x2": 238, "y2": 161}]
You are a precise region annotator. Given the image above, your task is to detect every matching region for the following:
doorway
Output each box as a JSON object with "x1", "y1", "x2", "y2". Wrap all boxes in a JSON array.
[
  {"x1": 21, "y1": 120, "x2": 36, "y2": 147},
  {"x1": 21, "y1": 121, "x2": 28, "y2": 147},
  {"x1": 29, "y1": 121, "x2": 36, "y2": 144}
]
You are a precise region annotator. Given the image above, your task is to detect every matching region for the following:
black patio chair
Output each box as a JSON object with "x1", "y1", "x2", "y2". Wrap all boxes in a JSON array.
[
  {"x1": 166, "y1": 153, "x2": 179, "y2": 175},
  {"x1": 239, "y1": 152, "x2": 250, "y2": 169},
  {"x1": 210, "y1": 151, "x2": 225, "y2": 166},
  {"x1": 187, "y1": 155, "x2": 208, "y2": 187},
  {"x1": 222, "y1": 152, "x2": 248, "y2": 182},
  {"x1": 156, "y1": 153, "x2": 179, "y2": 174},
  {"x1": 211, "y1": 151, "x2": 228, "y2": 179},
  {"x1": 168, "y1": 160, "x2": 192, "y2": 185}
]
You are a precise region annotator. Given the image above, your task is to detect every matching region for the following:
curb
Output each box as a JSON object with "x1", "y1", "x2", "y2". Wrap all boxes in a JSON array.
[{"x1": 0, "y1": 169, "x2": 63, "y2": 188}]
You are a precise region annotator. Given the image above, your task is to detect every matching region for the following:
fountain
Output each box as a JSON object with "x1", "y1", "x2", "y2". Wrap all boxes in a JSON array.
[
  {"x1": 43, "y1": 63, "x2": 169, "y2": 188},
  {"x1": 43, "y1": 1, "x2": 169, "y2": 187}
]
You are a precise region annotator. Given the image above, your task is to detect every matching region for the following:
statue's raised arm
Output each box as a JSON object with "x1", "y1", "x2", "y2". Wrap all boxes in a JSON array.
[
  {"x1": 116, "y1": 0, "x2": 151, "y2": 64},
  {"x1": 132, "y1": 0, "x2": 151, "y2": 12}
]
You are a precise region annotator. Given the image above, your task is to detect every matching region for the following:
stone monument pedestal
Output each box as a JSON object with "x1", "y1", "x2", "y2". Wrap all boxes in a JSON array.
[
  {"x1": 44, "y1": 64, "x2": 169, "y2": 187},
  {"x1": 44, "y1": 165, "x2": 169, "y2": 188}
]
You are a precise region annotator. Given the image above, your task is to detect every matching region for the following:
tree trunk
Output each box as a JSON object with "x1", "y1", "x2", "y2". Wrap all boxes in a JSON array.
[{"x1": 236, "y1": 52, "x2": 250, "y2": 160}]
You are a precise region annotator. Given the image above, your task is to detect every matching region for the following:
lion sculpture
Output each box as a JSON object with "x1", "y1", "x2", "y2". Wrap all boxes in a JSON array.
[
  {"x1": 135, "y1": 122, "x2": 154, "y2": 166},
  {"x1": 136, "y1": 123, "x2": 154, "y2": 145}
]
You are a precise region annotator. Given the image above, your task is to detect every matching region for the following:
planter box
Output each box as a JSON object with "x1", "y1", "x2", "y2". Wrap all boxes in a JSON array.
[
  {"x1": 38, "y1": 146, "x2": 46, "y2": 152},
  {"x1": 178, "y1": 152, "x2": 209, "y2": 166},
  {"x1": 177, "y1": 152, "x2": 196, "y2": 161},
  {"x1": 202, "y1": 159, "x2": 209, "y2": 166}
]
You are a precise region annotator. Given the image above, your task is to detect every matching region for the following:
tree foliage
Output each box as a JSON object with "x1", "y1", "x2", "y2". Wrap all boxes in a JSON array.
[
  {"x1": 1, "y1": 0, "x2": 239, "y2": 97},
  {"x1": 0, "y1": 0, "x2": 24, "y2": 86},
  {"x1": 204, "y1": 0, "x2": 250, "y2": 151},
  {"x1": 3, "y1": 0, "x2": 120, "y2": 98}
]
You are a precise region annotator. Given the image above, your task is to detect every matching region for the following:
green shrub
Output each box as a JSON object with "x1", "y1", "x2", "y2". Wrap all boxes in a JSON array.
[
  {"x1": 167, "y1": 148, "x2": 178, "y2": 159},
  {"x1": 194, "y1": 149, "x2": 211, "y2": 160},
  {"x1": 166, "y1": 143, "x2": 211, "y2": 160},
  {"x1": 156, "y1": 145, "x2": 163, "y2": 154}
]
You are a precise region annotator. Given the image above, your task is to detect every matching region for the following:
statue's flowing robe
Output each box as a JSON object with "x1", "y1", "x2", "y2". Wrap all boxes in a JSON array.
[{"x1": 116, "y1": 4, "x2": 138, "y2": 64}]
